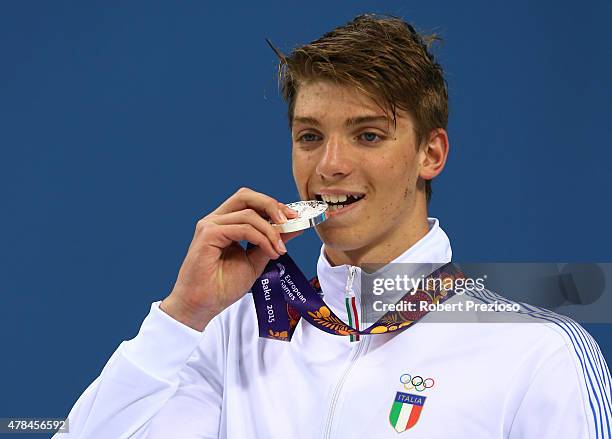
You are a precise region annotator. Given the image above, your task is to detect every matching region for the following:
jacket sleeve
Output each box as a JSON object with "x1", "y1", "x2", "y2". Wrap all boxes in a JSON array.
[
  {"x1": 53, "y1": 301, "x2": 225, "y2": 439},
  {"x1": 508, "y1": 329, "x2": 612, "y2": 439}
]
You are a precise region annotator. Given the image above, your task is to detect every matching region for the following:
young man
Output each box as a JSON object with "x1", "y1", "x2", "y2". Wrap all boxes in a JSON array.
[{"x1": 56, "y1": 14, "x2": 611, "y2": 438}]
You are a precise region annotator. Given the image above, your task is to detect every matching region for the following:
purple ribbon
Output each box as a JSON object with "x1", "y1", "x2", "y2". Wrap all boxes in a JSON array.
[{"x1": 250, "y1": 249, "x2": 462, "y2": 342}]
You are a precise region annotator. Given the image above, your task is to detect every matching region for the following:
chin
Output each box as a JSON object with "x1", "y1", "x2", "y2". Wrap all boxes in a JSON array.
[{"x1": 315, "y1": 226, "x2": 368, "y2": 252}]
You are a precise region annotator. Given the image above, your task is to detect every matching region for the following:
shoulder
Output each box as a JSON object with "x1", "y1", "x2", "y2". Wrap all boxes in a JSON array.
[
  {"x1": 464, "y1": 287, "x2": 603, "y2": 354},
  {"x1": 464, "y1": 288, "x2": 611, "y2": 436}
]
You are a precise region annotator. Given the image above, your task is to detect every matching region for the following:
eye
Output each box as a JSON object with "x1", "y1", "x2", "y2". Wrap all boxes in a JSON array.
[
  {"x1": 358, "y1": 132, "x2": 384, "y2": 143},
  {"x1": 297, "y1": 133, "x2": 322, "y2": 143}
]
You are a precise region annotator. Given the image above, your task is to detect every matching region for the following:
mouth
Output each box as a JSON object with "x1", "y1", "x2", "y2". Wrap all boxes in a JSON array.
[{"x1": 314, "y1": 192, "x2": 366, "y2": 215}]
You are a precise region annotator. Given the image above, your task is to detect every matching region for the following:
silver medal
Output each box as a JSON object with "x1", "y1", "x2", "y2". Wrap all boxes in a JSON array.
[{"x1": 272, "y1": 200, "x2": 329, "y2": 233}]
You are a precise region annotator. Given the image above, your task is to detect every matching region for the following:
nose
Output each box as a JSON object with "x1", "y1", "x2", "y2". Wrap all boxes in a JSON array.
[{"x1": 315, "y1": 134, "x2": 353, "y2": 180}]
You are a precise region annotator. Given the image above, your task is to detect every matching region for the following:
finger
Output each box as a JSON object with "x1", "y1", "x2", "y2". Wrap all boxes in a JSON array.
[
  {"x1": 214, "y1": 187, "x2": 287, "y2": 224},
  {"x1": 211, "y1": 223, "x2": 280, "y2": 260},
  {"x1": 209, "y1": 209, "x2": 286, "y2": 255},
  {"x1": 278, "y1": 202, "x2": 299, "y2": 219}
]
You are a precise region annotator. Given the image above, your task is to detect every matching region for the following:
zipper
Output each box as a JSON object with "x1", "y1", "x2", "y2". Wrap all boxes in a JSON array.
[
  {"x1": 322, "y1": 335, "x2": 369, "y2": 438},
  {"x1": 345, "y1": 265, "x2": 360, "y2": 342},
  {"x1": 322, "y1": 265, "x2": 367, "y2": 439}
]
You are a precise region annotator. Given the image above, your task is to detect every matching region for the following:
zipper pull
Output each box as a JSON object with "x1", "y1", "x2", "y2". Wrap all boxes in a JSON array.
[{"x1": 345, "y1": 266, "x2": 358, "y2": 297}]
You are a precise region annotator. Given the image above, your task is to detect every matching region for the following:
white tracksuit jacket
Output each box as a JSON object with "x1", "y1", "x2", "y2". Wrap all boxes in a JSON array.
[{"x1": 55, "y1": 218, "x2": 612, "y2": 438}]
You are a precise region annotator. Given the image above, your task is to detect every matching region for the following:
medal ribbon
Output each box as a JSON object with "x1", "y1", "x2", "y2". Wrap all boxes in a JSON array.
[{"x1": 250, "y1": 250, "x2": 463, "y2": 342}]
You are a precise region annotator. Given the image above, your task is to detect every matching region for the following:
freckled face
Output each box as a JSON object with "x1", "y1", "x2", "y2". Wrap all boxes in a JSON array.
[{"x1": 291, "y1": 80, "x2": 425, "y2": 253}]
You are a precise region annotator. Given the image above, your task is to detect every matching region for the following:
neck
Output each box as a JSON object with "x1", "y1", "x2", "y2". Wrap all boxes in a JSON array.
[{"x1": 323, "y1": 211, "x2": 430, "y2": 267}]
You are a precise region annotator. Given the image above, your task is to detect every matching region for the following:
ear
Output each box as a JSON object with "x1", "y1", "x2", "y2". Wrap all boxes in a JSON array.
[{"x1": 419, "y1": 128, "x2": 449, "y2": 180}]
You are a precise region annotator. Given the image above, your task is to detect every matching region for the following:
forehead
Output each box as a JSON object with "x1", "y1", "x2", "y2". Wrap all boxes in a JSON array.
[
  {"x1": 292, "y1": 80, "x2": 413, "y2": 130},
  {"x1": 294, "y1": 80, "x2": 382, "y2": 113}
]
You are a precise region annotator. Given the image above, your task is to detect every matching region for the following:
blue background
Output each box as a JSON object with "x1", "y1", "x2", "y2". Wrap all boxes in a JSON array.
[{"x1": 1, "y1": 0, "x2": 610, "y2": 427}]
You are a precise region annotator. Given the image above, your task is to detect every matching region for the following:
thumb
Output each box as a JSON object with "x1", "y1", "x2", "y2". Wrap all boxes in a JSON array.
[
  {"x1": 246, "y1": 244, "x2": 274, "y2": 278},
  {"x1": 281, "y1": 229, "x2": 305, "y2": 243},
  {"x1": 246, "y1": 229, "x2": 304, "y2": 278}
]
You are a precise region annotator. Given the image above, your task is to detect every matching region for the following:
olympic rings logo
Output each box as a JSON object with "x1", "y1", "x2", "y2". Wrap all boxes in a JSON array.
[{"x1": 399, "y1": 373, "x2": 435, "y2": 392}]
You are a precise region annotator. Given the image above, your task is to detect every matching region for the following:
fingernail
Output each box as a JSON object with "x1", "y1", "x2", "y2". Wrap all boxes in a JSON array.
[
  {"x1": 286, "y1": 208, "x2": 298, "y2": 217},
  {"x1": 278, "y1": 210, "x2": 288, "y2": 223},
  {"x1": 278, "y1": 239, "x2": 287, "y2": 254}
]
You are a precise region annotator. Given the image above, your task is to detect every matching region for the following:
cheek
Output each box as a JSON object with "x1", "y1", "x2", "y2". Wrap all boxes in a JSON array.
[
  {"x1": 292, "y1": 153, "x2": 313, "y2": 194},
  {"x1": 380, "y1": 152, "x2": 414, "y2": 188},
  {"x1": 376, "y1": 153, "x2": 416, "y2": 212}
]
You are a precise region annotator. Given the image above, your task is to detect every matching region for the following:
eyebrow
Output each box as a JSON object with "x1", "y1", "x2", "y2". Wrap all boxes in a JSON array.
[{"x1": 293, "y1": 115, "x2": 391, "y2": 128}]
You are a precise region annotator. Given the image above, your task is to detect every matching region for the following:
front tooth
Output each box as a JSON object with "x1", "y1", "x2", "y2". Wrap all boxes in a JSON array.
[
  {"x1": 337, "y1": 194, "x2": 347, "y2": 203},
  {"x1": 330, "y1": 195, "x2": 338, "y2": 203},
  {"x1": 321, "y1": 195, "x2": 331, "y2": 203}
]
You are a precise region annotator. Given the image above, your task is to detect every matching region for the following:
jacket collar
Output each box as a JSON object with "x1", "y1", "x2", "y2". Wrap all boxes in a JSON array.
[{"x1": 315, "y1": 218, "x2": 452, "y2": 321}]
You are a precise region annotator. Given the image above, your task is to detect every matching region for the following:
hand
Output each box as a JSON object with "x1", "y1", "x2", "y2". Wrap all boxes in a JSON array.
[{"x1": 160, "y1": 187, "x2": 302, "y2": 331}]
